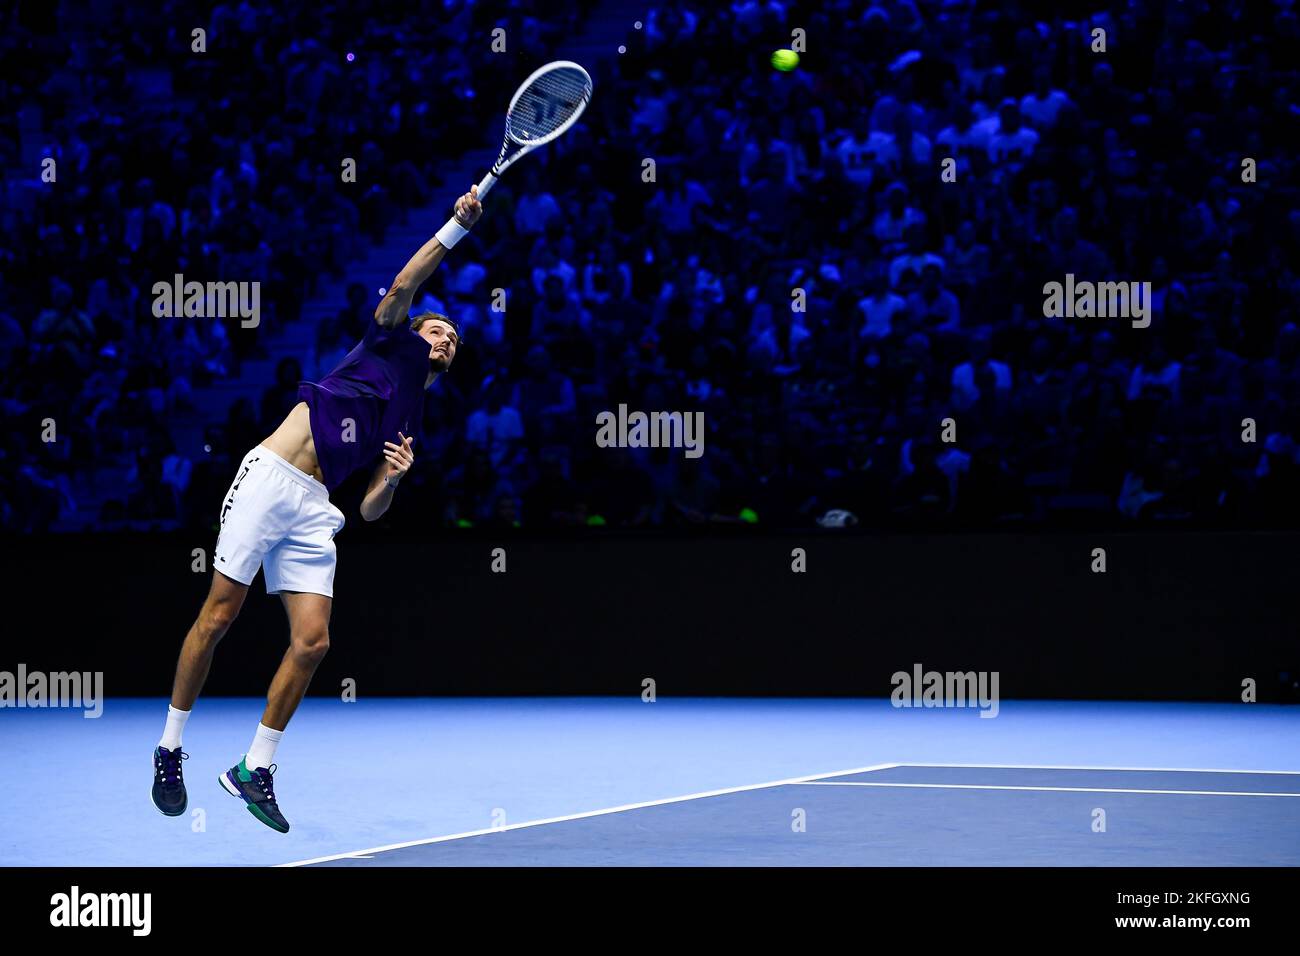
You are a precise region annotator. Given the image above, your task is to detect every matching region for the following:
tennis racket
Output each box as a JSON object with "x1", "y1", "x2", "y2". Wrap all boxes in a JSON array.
[{"x1": 438, "y1": 60, "x2": 592, "y2": 240}]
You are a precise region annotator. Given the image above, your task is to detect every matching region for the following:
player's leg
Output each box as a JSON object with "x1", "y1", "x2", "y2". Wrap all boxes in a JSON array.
[
  {"x1": 256, "y1": 490, "x2": 339, "y2": 740},
  {"x1": 154, "y1": 447, "x2": 287, "y2": 818},
  {"x1": 170, "y1": 570, "x2": 250, "y2": 712},
  {"x1": 218, "y1": 592, "x2": 330, "y2": 834},
  {"x1": 219, "y1": 480, "x2": 341, "y2": 832},
  {"x1": 262, "y1": 590, "x2": 333, "y2": 733},
  {"x1": 152, "y1": 572, "x2": 249, "y2": 817},
  {"x1": 152, "y1": 572, "x2": 251, "y2": 817}
]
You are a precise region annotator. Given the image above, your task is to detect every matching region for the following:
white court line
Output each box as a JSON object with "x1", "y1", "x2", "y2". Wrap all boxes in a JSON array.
[
  {"x1": 278, "y1": 761, "x2": 901, "y2": 867},
  {"x1": 892, "y1": 763, "x2": 1300, "y2": 775},
  {"x1": 794, "y1": 782, "x2": 1300, "y2": 798}
]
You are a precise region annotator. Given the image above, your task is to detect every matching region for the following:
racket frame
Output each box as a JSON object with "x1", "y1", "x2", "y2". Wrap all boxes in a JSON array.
[
  {"x1": 438, "y1": 60, "x2": 592, "y2": 247},
  {"x1": 476, "y1": 60, "x2": 592, "y2": 198}
]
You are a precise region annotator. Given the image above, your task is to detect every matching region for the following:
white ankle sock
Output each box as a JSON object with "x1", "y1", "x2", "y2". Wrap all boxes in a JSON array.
[
  {"x1": 245, "y1": 723, "x2": 284, "y2": 770},
  {"x1": 159, "y1": 705, "x2": 190, "y2": 751}
]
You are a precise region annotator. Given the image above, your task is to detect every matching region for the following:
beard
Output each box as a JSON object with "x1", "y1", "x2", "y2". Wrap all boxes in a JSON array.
[{"x1": 428, "y1": 352, "x2": 453, "y2": 374}]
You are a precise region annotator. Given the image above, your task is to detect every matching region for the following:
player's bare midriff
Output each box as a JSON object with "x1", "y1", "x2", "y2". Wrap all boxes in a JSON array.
[{"x1": 260, "y1": 401, "x2": 326, "y2": 484}]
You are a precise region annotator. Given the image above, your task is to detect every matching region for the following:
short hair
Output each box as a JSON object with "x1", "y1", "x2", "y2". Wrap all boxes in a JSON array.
[{"x1": 410, "y1": 311, "x2": 461, "y2": 342}]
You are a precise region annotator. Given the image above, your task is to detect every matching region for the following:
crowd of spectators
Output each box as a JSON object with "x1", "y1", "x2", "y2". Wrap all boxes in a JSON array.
[
  {"x1": 0, "y1": 0, "x2": 586, "y2": 529},
  {"x1": 4, "y1": 0, "x2": 1300, "y2": 532}
]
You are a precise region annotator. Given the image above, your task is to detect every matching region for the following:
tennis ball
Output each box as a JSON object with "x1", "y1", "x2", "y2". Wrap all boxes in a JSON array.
[{"x1": 771, "y1": 49, "x2": 799, "y2": 72}]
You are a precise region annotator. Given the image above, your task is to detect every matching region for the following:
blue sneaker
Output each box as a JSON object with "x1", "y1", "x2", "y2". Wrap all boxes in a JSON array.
[
  {"x1": 151, "y1": 746, "x2": 189, "y2": 816},
  {"x1": 219, "y1": 758, "x2": 290, "y2": 833}
]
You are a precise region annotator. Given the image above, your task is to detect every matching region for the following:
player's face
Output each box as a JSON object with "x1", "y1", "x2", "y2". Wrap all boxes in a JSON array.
[{"x1": 418, "y1": 319, "x2": 458, "y2": 380}]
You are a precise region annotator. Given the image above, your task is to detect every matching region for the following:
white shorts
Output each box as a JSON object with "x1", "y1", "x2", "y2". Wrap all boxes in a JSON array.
[{"x1": 213, "y1": 446, "x2": 346, "y2": 597}]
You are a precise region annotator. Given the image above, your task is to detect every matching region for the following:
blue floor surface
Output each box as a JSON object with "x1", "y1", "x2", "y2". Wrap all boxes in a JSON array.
[{"x1": 2, "y1": 698, "x2": 1297, "y2": 866}]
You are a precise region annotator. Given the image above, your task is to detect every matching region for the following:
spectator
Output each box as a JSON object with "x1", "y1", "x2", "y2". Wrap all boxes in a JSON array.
[
  {"x1": 952, "y1": 330, "x2": 1012, "y2": 410},
  {"x1": 465, "y1": 379, "x2": 525, "y2": 471}
]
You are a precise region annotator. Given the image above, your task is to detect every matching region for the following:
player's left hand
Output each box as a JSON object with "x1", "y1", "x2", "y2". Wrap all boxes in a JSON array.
[
  {"x1": 454, "y1": 185, "x2": 483, "y2": 228},
  {"x1": 383, "y1": 432, "x2": 415, "y2": 486}
]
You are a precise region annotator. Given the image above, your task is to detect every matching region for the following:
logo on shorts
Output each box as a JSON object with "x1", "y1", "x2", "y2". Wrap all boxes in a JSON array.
[{"x1": 220, "y1": 457, "x2": 259, "y2": 527}]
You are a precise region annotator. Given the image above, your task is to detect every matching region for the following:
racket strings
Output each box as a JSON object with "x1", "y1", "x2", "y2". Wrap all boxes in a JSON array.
[{"x1": 507, "y1": 68, "x2": 590, "y2": 143}]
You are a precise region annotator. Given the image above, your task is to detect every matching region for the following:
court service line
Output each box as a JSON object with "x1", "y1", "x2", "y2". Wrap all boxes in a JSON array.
[
  {"x1": 794, "y1": 781, "x2": 1300, "y2": 797},
  {"x1": 893, "y1": 762, "x2": 1300, "y2": 775},
  {"x1": 278, "y1": 761, "x2": 901, "y2": 867}
]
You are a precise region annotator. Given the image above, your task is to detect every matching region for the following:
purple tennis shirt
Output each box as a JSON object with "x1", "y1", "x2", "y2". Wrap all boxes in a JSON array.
[{"x1": 298, "y1": 319, "x2": 430, "y2": 491}]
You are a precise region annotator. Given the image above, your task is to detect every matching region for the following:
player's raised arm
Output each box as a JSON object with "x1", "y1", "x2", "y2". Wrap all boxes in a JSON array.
[{"x1": 374, "y1": 186, "x2": 483, "y2": 329}]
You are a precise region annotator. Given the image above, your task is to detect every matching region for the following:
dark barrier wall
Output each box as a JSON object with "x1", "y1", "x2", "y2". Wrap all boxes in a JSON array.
[{"x1": 3, "y1": 531, "x2": 1295, "y2": 702}]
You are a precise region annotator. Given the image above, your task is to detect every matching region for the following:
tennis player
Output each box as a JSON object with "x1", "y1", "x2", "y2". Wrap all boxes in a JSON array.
[{"x1": 150, "y1": 186, "x2": 483, "y2": 832}]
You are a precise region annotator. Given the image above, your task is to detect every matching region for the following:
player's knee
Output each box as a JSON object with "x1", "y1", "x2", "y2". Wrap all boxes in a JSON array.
[
  {"x1": 198, "y1": 600, "x2": 240, "y2": 642},
  {"x1": 291, "y1": 626, "x2": 330, "y2": 665}
]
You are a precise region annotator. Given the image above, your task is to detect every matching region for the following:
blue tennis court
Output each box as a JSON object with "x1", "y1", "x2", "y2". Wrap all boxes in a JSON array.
[
  {"x1": 3, "y1": 698, "x2": 1297, "y2": 868},
  {"x1": 294, "y1": 763, "x2": 1300, "y2": 867}
]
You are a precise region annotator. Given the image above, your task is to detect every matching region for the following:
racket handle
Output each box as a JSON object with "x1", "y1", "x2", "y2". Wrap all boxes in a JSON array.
[{"x1": 475, "y1": 171, "x2": 498, "y2": 200}]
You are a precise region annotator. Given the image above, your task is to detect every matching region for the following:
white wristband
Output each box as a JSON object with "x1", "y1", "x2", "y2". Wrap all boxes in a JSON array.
[{"x1": 435, "y1": 217, "x2": 469, "y2": 249}]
